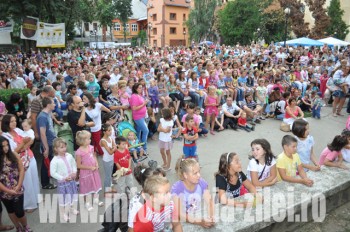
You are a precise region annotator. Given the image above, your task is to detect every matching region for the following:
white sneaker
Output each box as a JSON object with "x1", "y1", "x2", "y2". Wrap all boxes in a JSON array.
[
  {"x1": 200, "y1": 108, "x2": 204, "y2": 113},
  {"x1": 93, "y1": 198, "x2": 104, "y2": 207},
  {"x1": 85, "y1": 203, "x2": 93, "y2": 211}
]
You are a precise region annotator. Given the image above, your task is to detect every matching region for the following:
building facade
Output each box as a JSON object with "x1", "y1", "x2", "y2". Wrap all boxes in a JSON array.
[{"x1": 147, "y1": 0, "x2": 194, "y2": 47}]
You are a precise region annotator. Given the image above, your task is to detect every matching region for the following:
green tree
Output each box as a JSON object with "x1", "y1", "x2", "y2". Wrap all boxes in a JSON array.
[
  {"x1": 262, "y1": 10, "x2": 288, "y2": 44},
  {"x1": 114, "y1": 0, "x2": 133, "y2": 42},
  {"x1": 218, "y1": 0, "x2": 262, "y2": 45},
  {"x1": 97, "y1": 0, "x2": 118, "y2": 42},
  {"x1": 187, "y1": 0, "x2": 220, "y2": 43},
  {"x1": 326, "y1": 0, "x2": 349, "y2": 40}
]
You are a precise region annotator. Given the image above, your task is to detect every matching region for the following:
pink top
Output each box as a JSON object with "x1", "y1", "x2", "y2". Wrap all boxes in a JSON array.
[
  {"x1": 285, "y1": 107, "x2": 299, "y2": 119},
  {"x1": 319, "y1": 147, "x2": 340, "y2": 165},
  {"x1": 181, "y1": 113, "x2": 200, "y2": 125},
  {"x1": 206, "y1": 95, "x2": 217, "y2": 106},
  {"x1": 129, "y1": 93, "x2": 147, "y2": 120}
]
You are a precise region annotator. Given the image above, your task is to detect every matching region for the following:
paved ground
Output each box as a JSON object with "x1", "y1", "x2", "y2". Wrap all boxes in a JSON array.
[{"x1": 2, "y1": 105, "x2": 349, "y2": 231}]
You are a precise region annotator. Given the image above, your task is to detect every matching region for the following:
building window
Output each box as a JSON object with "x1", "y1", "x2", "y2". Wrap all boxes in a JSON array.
[
  {"x1": 170, "y1": 27, "x2": 176, "y2": 34},
  {"x1": 93, "y1": 23, "x2": 98, "y2": 31},
  {"x1": 153, "y1": 40, "x2": 157, "y2": 47},
  {"x1": 152, "y1": 28, "x2": 157, "y2": 35},
  {"x1": 131, "y1": 24, "x2": 138, "y2": 32},
  {"x1": 183, "y1": 14, "x2": 186, "y2": 21},
  {"x1": 84, "y1": 22, "x2": 89, "y2": 31},
  {"x1": 114, "y1": 23, "x2": 121, "y2": 31},
  {"x1": 170, "y1": 13, "x2": 177, "y2": 20},
  {"x1": 152, "y1": 14, "x2": 157, "y2": 21}
]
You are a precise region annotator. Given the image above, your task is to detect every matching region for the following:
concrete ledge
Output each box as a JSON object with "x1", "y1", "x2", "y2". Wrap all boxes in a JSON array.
[{"x1": 182, "y1": 164, "x2": 350, "y2": 232}]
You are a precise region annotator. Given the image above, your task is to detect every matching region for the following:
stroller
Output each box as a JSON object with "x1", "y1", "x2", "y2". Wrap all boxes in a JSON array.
[
  {"x1": 54, "y1": 122, "x2": 75, "y2": 156},
  {"x1": 117, "y1": 118, "x2": 151, "y2": 166}
]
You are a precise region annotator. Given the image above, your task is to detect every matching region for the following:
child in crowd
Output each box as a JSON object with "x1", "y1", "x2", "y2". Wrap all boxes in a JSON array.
[
  {"x1": 86, "y1": 73, "x2": 100, "y2": 99},
  {"x1": 215, "y1": 152, "x2": 257, "y2": 207},
  {"x1": 299, "y1": 94, "x2": 312, "y2": 112},
  {"x1": 319, "y1": 135, "x2": 349, "y2": 169},
  {"x1": 21, "y1": 119, "x2": 35, "y2": 140},
  {"x1": 133, "y1": 175, "x2": 182, "y2": 232},
  {"x1": 256, "y1": 78, "x2": 267, "y2": 111},
  {"x1": 172, "y1": 158, "x2": 215, "y2": 228},
  {"x1": 127, "y1": 131, "x2": 144, "y2": 162},
  {"x1": 214, "y1": 105, "x2": 225, "y2": 131},
  {"x1": 50, "y1": 138, "x2": 79, "y2": 222},
  {"x1": 0, "y1": 136, "x2": 32, "y2": 232},
  {"x1": 276, "y1": 135, "x2": 314, "y2": 186},
  {"x1": 126, "y1": 79, "x2": 134, "y2": 96},
  {"x1": 341, "y1": 130, "x2": 350, "y2": 163},
  {"x1": 75, "y1": 131, "x2": 103, "y2": 211},
  {"x1": 146, "y1": 107, "x2": 158, "y2": 140},
  {"x1": 158, "y1": 108, "x2": 174, "y2": 171},
  {"x1": 182, "y1": 115, "x2": 199, "y2": 159},
  {"x1": 102, "y1": 111, "x2": 119, "y2": 141},
  {"x1": 99, "y1": 78, "x2": 111, "y2": 108},
  {"x1": 148, "y1": 80, "x2": 160, "y2": 113},
  {"x1": 312, "y1": 92, "x2": 323, "y2": 119},
  {"x1": 194, "y1": 107, "x2": 207, "y2": 137},
  {"x1": 100, "y1": 123, "x2": 117, "y2": 193},
  {"x1": 170, "y1": 105, "x2": 183, "y2": 140},
  {"x1": 118, "y1": 80, "x2": 130, "y2": 107},
  {"x1": 26, "y1": 86, "x2": 38, "y2": 118},
  {"x1": 114, "y1": 136, "x2": 134, "y2": 193},
  {"x1": 237, "y1": 112, "x2": 254, "y2": 132},
  {"x1": 204, "y1": 86, "x2": 219, "y2": 135},
  {"x1": 247, "y1": 139, "x2": 277, "y2": 187},
  {"x1": 292, "y1": 119, "x2": 320, "y2": 172},
  {"x1": 128, "y1": 164, "x2": 166, "y2": 232}
]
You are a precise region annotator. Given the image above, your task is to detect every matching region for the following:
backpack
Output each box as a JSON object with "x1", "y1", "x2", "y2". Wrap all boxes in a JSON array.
[{"x1": 274, "y1": 101, "x2": 283, "y2": 116}]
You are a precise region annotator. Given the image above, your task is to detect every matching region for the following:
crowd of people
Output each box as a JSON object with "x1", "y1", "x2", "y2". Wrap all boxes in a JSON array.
[{"x1": 0, "y1": 43, "x2": 350, "y2": 231}]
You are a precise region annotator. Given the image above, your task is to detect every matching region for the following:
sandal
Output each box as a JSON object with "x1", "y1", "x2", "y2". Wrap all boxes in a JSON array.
[
  {"x1": 337, "y1": 112, "x2": 344, "y2": 116},
  {"x1": 70, "y1": 207, "x2": 80, "y2": 215},
  {"x1": 333, "y1": 113, "x2": 338, "y2": 117},
  {"x1": 210, "y1": 130, "x2": 215, "y2": 135},
  {"x1": 85, "y1": 203, "x2": 94, "y2": 211},
  {"x1": 94, "y1": 198, "x2": 104, "y2": 207},
  {"x1": 0, "y1": 225, "x2": 14, "y2": 231}
]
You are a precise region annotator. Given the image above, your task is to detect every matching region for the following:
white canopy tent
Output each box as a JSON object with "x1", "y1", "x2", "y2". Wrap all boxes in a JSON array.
[{"x1": 318, "y1": 37, "x2": 350, "y2": 47}]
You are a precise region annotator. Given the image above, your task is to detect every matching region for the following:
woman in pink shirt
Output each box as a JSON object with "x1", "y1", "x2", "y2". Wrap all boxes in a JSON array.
[
  {"x1": 319, "y1": 135, "x2": 348, "y2": 169},
  {"x1": 129, "y1": 83, "x2": 149, "y2": 152}
]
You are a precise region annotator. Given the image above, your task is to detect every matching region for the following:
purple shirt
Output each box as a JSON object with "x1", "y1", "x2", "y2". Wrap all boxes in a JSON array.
[{"x1": 171, "y1": 178, "x2": 208, "y2": 214}]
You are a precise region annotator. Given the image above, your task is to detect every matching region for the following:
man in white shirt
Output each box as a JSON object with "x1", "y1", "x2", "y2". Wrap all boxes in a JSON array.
[
  {"x1": 276, "y1": 47, "x2": 287, "y2": 61},
  {"x1": 46, "y1": 66, "x2": 58, "y2": 84},
  {"x1": 9, "y1": 70, "x2": 27, "y2": 89},
  {"x1": 109, "y1": 66, "x2": 121, "y2": 85},
  {"x1": 222, "y1": 97, "x2": 242, "y2": 130}
]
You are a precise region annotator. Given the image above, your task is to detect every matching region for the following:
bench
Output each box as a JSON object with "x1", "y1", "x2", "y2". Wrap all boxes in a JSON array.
[{"x1": 182, "y1": 163, "x2": 350, "y2": 232}]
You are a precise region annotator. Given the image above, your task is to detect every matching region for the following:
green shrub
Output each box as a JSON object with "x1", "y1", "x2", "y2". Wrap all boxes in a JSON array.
[{"x1": 0, "y1": 88, "x2": 30, "y2": 105}]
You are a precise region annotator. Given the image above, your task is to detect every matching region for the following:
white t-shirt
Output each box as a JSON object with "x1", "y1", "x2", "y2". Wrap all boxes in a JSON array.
[
  {"x1": 159, "y1": 118, "x2": 174, "y2": 142},
  {"x1": 85, "y1": 102, "x2": 102, "y2": 132},
  {"x1": 22, "y1": 129, "x2": 35, "y2": 140},
  {"x1": 342, "y1": 148, "x2": 350, "y2": 163},
  {"x1": 100, "y1": 137, "x2": 114, "y2": 162},
  {"x1": 246, "y1": 158, "x2": 276, "y2": 182},
  {"x1": 128, "y1": 192, "x2": 144, "y2": 228}
]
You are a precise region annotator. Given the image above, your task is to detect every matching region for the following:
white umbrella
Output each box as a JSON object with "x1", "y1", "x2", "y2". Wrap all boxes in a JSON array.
[{"x1": 318, "y1": 37, "x2": 350, "y2": 47}]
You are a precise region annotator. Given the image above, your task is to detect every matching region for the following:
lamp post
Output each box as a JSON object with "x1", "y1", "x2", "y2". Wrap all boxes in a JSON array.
[
  {"x1": 183, "y1": 30, "x2": 186, "y2": 46},
  {"x1": 334, "y1": 31, "x2": 337, "y2": 38},
  {"x1": 94, "y1": 29, "x2": 98, "y2": 49},
  {"x1": 283, "y1": 7, "x2": 291, "y2": 47},
  {"x1": 148, "y1": 23, "x2": 152, "y2": 47}
]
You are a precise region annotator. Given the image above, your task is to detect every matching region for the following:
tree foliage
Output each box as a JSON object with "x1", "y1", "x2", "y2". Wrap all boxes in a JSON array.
[
  {"x1": 114, "y1": 0, "x2": 133, "y2": 42},
  {"x1": 305, "y1": 0, "x2": 330, "y2": 39},
  {"x1": 326, "y1": 0, "x2": 349, "y2": 40},
  {"x1": 279, "y1": 0, "x2": 310, "y2": 37},
  {"x1": 218, "y1": 0, "x2": 262, "y2": 45},
  {"x1": 187, "y1": 0, "x2": 219, "y2": 43}
]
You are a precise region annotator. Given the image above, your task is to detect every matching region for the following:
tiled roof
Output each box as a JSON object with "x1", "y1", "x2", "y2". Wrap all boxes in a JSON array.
[{"x1": 164, "y1": 0, "x2": 192, "y2": 7}]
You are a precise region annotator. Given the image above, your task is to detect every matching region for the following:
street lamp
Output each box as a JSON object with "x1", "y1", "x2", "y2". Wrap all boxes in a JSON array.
[
  {"x1": 94, "y1": 29, "x2": 98, "y2": 49},
  {"x1": 183, "y1": 30, "x2": 186, "y2": 46},
  {"x1": 334, "y1": 31, "x2": 337, "y2": 38},
  {"x1": 283, "y1": 7, "x2": 291, "y2": 47},
  {"x1": 148, "y1": 23, "x2": 152, "y2": 47}
]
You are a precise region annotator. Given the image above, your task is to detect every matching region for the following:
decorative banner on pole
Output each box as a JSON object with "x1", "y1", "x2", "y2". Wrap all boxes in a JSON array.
[
  {"x1": 0, "y1": 19, "x2": 14, "y2": 33},
  {"x1": 20, "y1": 16, "x2": 39, "y2": 40},
  {"x1": 36, "y1": 22, "x2": 65, "y2": 48}
]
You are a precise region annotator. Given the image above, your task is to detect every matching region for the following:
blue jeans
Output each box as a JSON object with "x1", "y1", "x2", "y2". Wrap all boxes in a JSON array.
[
  {"x1": 189, "y1": 91, "x2": 204, "y2": 108},
  {"x1": 312, "y1": 106, "x2": 321, "y2": 119},
  {"x1": 199, "y1": 123, "x2": 208, "y2": 135},
  {"x1": 103, "y1": 160, "x2": 114, "y2": 191},
  {"x1": 134, "y1": 118, "x2": 149, "y2": 151},
  {"x1": 237, "y1": 88, "x2": 244, "y2": 101},
  {"x1": 276, "y1": 113, "x2": 285, "y2": 120}
]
